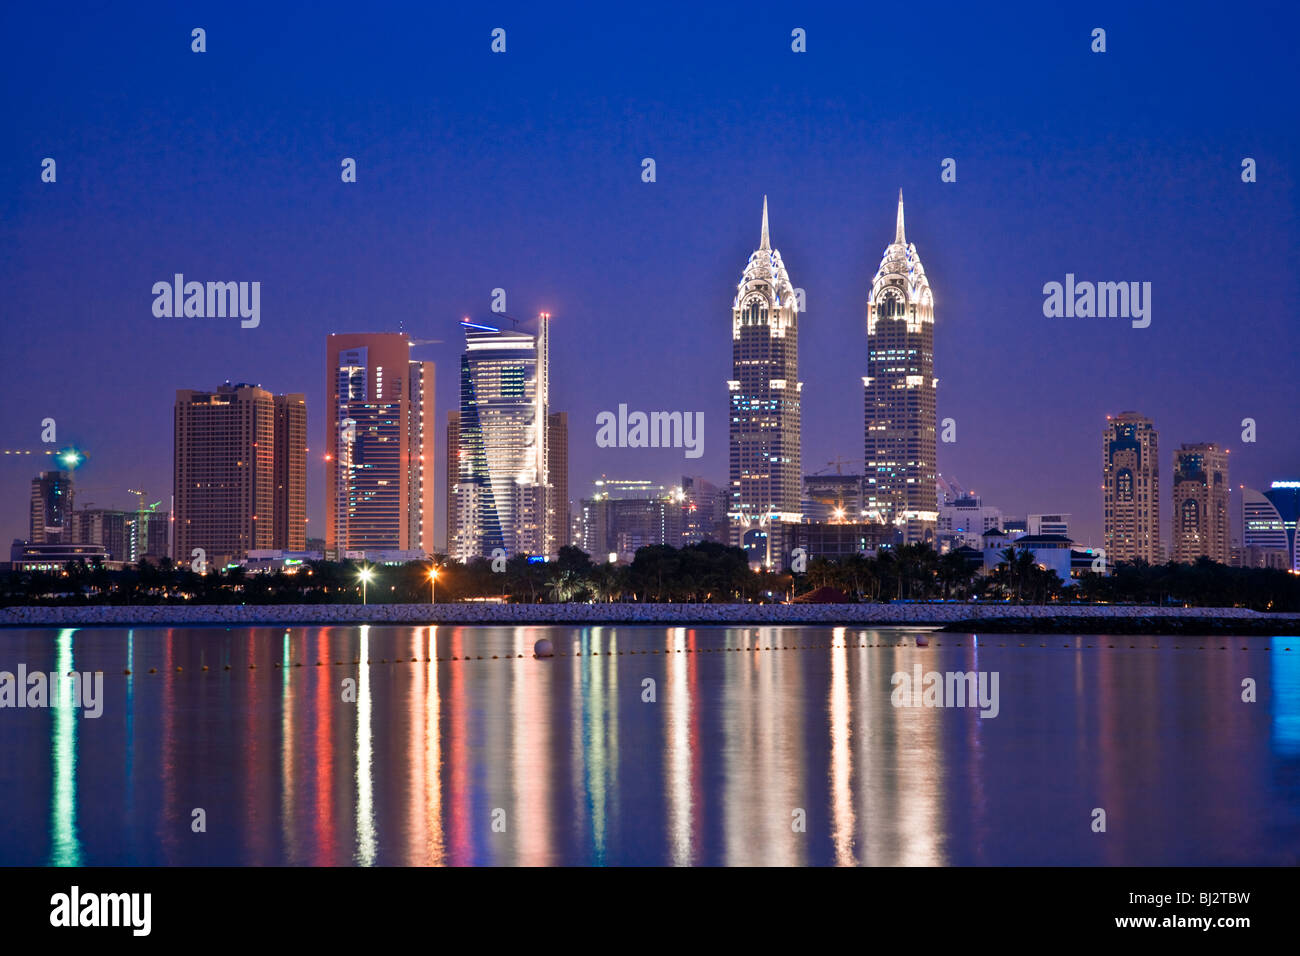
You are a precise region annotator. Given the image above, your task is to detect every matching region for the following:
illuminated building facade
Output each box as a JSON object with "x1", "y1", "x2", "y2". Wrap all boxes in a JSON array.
[
  {"x1": 1171, "y1": 442, "x2": 1230, "y2": 564},
  {"x1": 728, "y1": 197, "x2": 803, "y2": 566},
  {"x1": 452, "y1": 315, "x2": 551, "y2": 561},
  {"x1": 547, "y1": 410, "x2": 569, "y2": 554},
  {"x1": 445, "y1": 409, "x2": 460, "y2": 554},
  {"x1": 1241, "y1": 481, "x2": 1300, "y2": 571},
  {"x1": 29, "y1": 470, "x2": 74, "y2": 544},
  {"x1": 326, "y1": 333, "x2": 435, "y2": 556},
  {"x1": 1102, "y1": 411, "x2": 1160, "y2": 564},
  {"x1": 864, "y1": 191, "x2": 937, "y2": 544},
  {"x1": 174, "y1": 383, "x2": 306, "y2": 565}
]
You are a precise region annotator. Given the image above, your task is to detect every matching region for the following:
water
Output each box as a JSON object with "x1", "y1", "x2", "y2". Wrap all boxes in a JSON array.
[{"x1": 1, "y1": 625, "x2": 1297, "y2": 866}]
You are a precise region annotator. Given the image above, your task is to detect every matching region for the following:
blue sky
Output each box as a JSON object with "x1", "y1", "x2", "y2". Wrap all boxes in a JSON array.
[{"x1": 2, "y1": 0, "x2": 1297, "y2": 548}]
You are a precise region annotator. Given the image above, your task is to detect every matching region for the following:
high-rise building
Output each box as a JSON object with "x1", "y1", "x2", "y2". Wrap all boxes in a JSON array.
[
  {"x1": 728, "y1": 197, "x2": 802, "y2": 566},
  {"x1": 1171, "y1": 442, "x2": 1230, "y2": 564},
  {"x1": 445, "y1": 409, "x2": 460, "y2": 555},
  {"x1": 1241, "y1": 482, "x2": 1300, "y2": 571},
  {"x1": 326, "y1": 334, "x2": 435, "y2": 557},
  {"x1": 547, "y1": 410, "x2": 569, "y2": 555},
  {"x1": 274, "y1": 394, "x2": 307, "y2": 551},
  {"x1": 174, "y1": 383, "x2": 306, "y2": 566},
  {"x1": 30, "y1": 470, "x2": 74, "y2": 544},
  {"x1": 681, "y1": 475, "x2": 729, "y2": 545},
  {"x1": 451, "y1": 315, "x2": 551, "y2": 561},
  {"x1": 863, "y1": 191, "x2": 937, "y2": 544},
  {"x1": 67, "y1": 507, "x2": 170, "y2": 563},
  {"x1": 1103, "y1": 412, "x2": 1160, "y2": 564}
]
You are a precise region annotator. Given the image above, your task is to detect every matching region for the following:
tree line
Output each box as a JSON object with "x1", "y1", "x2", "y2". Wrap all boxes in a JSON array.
[{"x1": 2, "y1": 543, "x2": 1297, "y2": 612}]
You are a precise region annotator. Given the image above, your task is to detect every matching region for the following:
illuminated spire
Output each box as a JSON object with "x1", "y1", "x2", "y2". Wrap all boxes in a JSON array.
[
  {"x1": 760, "y1": 195, "x2": 770, "y2": 250},
  {"x1": 895, "y1": 188, "x2": 905, "y2": 245}
]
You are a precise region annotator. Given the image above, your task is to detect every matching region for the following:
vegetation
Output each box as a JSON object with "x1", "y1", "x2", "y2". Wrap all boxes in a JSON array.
[{"x1": 2, "y1": 544, "x2": 1298, "y2": 612}]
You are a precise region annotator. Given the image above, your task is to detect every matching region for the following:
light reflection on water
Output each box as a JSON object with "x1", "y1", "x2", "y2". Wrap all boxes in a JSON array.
[{"x1": 0, "y1": 625, "x2": 1297, "y2": 866}]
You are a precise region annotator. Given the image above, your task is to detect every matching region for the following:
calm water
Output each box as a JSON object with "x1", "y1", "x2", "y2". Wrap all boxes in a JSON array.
[{"x1": 1, "y1": 625, "x2": 1298, "y2": 866}]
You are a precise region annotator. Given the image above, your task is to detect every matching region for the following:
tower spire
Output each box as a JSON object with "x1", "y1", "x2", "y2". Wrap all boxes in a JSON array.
[
  {"x1": 760, "y1": 195, "x2": 770, "y2": 250},
  {"x1": 895, "y1": 189, "x2": 905, "y2": 245}
]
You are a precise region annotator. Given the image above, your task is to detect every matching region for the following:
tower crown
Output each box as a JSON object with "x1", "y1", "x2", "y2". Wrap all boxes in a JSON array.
[
  {"x1": 870, "y1": 190, "x2": 932, "y2": 320},
  {"x1": 734, "y1": 196, "x2": 798, "y2": 325}
]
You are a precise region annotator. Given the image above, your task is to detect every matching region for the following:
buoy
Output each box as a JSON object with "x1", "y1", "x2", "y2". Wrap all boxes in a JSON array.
[
  {"x1": 916, "y1": 636, "x2": 929, "y2": 647},
  {"x1": 148, "y1": 668, "x2": 156, "y2": 673},
  {"x1": 202, "y1": 665, "x2": 209, "y2": 671},
  {"x1": 123, "y1": 668, "x2": 132, "y2": 675},
  {"x1": 534, "y1": 638, "x2": 555, "y2": 658}
]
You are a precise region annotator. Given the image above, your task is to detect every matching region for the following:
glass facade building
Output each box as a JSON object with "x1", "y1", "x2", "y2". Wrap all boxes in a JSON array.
[{"x1": 452, "y1": 316, "x2": 550, "y2": 561}]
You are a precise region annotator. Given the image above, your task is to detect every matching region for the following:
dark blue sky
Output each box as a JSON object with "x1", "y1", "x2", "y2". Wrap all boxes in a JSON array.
[{"x1": 3, "y1": 0, "x2": 1297, "y2": 549}]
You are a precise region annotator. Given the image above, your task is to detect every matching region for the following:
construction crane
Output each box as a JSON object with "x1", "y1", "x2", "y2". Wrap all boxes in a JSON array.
[{"x1": 127, "y1": 489, "x2": 161, "y2": 563}]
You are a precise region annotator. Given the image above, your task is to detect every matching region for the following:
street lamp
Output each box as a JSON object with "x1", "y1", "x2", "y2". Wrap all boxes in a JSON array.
[
  {"x1": 359, "y1": 566, "x2": 374, "y2": 605},
  {"x1": 429, "y1": 562, "x2": 438, "y2": 605}
]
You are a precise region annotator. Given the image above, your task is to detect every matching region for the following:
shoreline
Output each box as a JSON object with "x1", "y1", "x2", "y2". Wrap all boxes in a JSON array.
[{"x1": 2, "y1": 603, "x2": 1298, "y2": 635}]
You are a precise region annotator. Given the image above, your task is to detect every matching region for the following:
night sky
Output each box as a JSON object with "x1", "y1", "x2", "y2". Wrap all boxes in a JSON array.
[{"x1": 3, "y1": 1, "x2": 1297, "y2": 550}]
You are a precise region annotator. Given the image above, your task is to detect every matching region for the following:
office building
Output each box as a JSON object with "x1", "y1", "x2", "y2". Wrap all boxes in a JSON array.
[
  {"x1": 29, "y1": 470, "x2": 74, "y2": 544},
  {"x1": 547, "y1": 410, "x2": 569, "y2": 555},
  {"x1": 326, "y1": 333, "x2": 435, "y2": 557},
  {"x1": 1241, "y1": 481, "x2": 1298, "y2": 571},
  {"x1": 1103, "y1": 412, "x2": 1161, "y2": 564},
  {"x1": 1171, "y1": 442, "x2": 1230, "y2": 564},
  {"x1": 728, "y1": 197, "x2": 803, "y2": 566},
  {"x1": 451, "y1": 315, "x2": 550, "y2": 561},
  {"x1": 864, "y1": 191, "x2": 938, "y2": 544},
  {"x1": 174, "y1": 383, "x2": 306, "y2": 566},
  {"x1": 445, "y1": 409, "x2": 460, "y2": 555}
]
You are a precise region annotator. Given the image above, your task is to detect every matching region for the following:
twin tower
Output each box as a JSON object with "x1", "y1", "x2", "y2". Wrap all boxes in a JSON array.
[{"x1": 727, "y1": 193, "x2": 938, "y2": 567}]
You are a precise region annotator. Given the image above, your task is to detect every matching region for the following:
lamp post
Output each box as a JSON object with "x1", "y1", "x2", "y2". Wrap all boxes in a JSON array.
[
  {"x1": 429, "y1": 561, "x2": 438, "y2": 605},
  {"x1": 359, "y1": 565, "x2": 373, "y2": 605}
]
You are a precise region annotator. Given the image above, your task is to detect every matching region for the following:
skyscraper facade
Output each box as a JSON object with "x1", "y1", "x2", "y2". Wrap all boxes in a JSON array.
[
  {"x1": 1171, "y1": 442, "x2": 1230, "y2": 564},
  {"x1": 452, "y1": 315, "x2": 551, "y2": 561},
  {"x1": 29, "y1": 470, "x2": 73, "y2": 544},
  {"x1": 728, "y1": 197, "x2": 802, "y2": 566},
  {"x1": 547, "y1": 410, "x2": 569, "y2": 555},
  {"x1": 863, "y1": 192, "x2": 937, "y2": 544},
  {"x1": 174, "y1": 383, "x2": 306, "y2": 566},
  {"x1": 445, "y1": 409, "x2": 460, "y2": 555},
  {"x1": 273, "y1": 393, "x2": 308, "y2": 551},
  {"x1": 1103, "y1": 412, "x2": 1160, "y2": 564},
  {"x1": 1241, "y1": 481, "x2": 1300, "y2": 571},
  {"x1": 325, "y1": 333, "x2": 435, "y2": 556}
]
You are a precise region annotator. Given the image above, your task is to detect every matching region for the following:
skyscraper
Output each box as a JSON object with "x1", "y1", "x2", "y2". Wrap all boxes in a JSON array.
[
  {"x1": 29, "y1": 470, "x2": 73, "y2": 544},
  {"x1": 1103, "y1": 412, "x2": 1160, "y2": 564},
  {"x1": 452, "y1": 315, "x2": 551, "y2": 561},
  {"x1": 1171, "y1": 442, "x2": 1230, "y2": 564},
  {"x1": 728, "y1": 197, "x2": 802, "y2": 566},
  {"x1": 325, "y1": 333, "x2": 435, "y2": 557},
  {"x1": 863, "y1": 191, "x2": 937, "y2": 544},
  {"x1": 274, "y1": 393, "x2": 308, "y2": 551},
  {"x1": 1241, "y1": 482, "x2": 1300, "y2": 571},
  {"x1": 174, "y1": 383, "x2": 306, "y2": 566},
  {"x1": 547, "y1": 410, "x2": 569, "y2": 555},
  {"x1": 445, "y1": 409, "x2": 460, "y2": 555}
]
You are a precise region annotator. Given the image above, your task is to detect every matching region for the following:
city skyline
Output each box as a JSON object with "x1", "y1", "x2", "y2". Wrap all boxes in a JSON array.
[{"x1": 3, "y1": 3, "x2": 1296, "y2": 553}]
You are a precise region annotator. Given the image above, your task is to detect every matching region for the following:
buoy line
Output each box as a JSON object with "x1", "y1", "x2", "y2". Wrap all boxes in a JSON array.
[{"x1": 117, "y1": 640, "x2": 1287, "y2": 674}]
